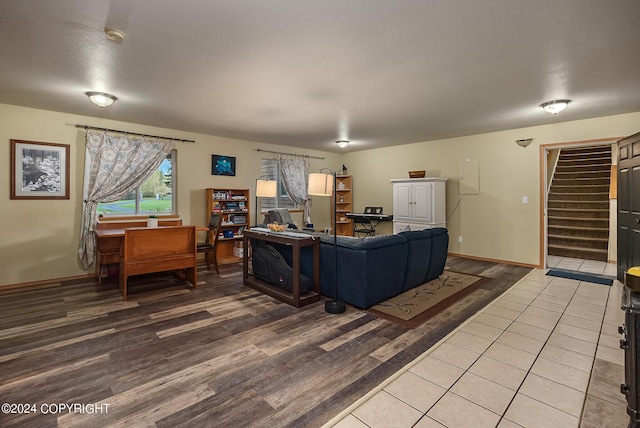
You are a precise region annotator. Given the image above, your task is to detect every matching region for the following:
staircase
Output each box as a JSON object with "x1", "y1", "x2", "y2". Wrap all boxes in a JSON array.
[{"x1": 547, "y1": 145, "x2": 611, "y2": 262}]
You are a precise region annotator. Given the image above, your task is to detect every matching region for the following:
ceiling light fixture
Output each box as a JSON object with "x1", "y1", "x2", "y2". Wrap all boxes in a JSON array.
[
  {"x1": 85, "y1": 91, "x2": 117, "y2": 108},
  {"x1": 105, "y1": 28, "x2": 125, "y2": 42},
  {"x1": 336, "y1": 140, "x2": 349, "y2": 149},
  {"x1": 540, "y1": 99, "x2": 571, "y2": 115}
]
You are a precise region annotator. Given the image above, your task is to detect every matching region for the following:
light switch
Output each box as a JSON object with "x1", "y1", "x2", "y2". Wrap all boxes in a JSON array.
[{"x1": 522, "y1": 196, "x2": 528, "y2": 204}]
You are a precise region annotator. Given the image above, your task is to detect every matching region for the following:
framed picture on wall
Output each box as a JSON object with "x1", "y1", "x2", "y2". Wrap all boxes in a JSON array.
[
  {"x1": 10, "y1": 139, "x2": 70, "y2": 199},
  {"x1": 211, "y1": 154, "x2": 236, "y2": 176}
]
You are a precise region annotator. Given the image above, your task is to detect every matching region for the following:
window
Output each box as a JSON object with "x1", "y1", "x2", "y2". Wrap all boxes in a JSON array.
[
  {"x1": 97, "y1": 150, "x2": 176, "y2": 215},
  {"x1": 260, "y1": 159, "x2": 298, "y2": 211}
]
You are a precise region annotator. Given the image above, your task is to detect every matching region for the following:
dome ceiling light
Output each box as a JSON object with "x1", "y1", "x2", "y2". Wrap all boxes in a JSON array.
[
  {"x1": 336, "y1": 140, "x2": 349, "y2": 149},
  {"x1": 540, "y1": 99, "x2": 571, "y2": 115},
  {"x1": 105, "y1": 28, "x2": 125, "y2": 42},
  {"x1": 85, "y1": 91, "x2": 117, "y2": 107}
]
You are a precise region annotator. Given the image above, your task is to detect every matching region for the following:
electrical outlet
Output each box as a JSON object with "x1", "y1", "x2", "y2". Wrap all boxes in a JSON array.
[{"x1": 458, "y1": 236, "x2": 463, "y2": 243}]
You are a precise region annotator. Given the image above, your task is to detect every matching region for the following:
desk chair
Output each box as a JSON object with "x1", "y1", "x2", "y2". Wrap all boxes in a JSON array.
[
  {"x1": 197, "y1": 213, "x2": 222, "y2": 273},
  {"x1": 353, "y1": 216, "x2": 376, "y2": 237}
]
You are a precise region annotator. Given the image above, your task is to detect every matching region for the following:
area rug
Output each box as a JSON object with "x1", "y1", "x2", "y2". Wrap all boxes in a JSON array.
[
  {"x1": 546, "y1": 268, "x2": 614, "y2": 286},
  {"x1": 367, "y1": 271, "x2": 490, "y2": 329}
]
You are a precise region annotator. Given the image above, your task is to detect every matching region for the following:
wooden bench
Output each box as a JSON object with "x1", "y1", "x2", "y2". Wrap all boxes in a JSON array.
[
  {"x1": 119, "y1": 226, "x2": 197, "y2": 300},
  {"x1": 95, "y1": 217, "x2": 182, "y2": 285}
]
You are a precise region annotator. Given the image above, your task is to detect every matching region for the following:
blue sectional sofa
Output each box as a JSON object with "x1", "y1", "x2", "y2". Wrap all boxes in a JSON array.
[
  {"x1": 261, "y1": 228, "x2": 449, "y2": 310},
  {"x1": 318, "y1": 228, "x2": 449, "y2": 308}
]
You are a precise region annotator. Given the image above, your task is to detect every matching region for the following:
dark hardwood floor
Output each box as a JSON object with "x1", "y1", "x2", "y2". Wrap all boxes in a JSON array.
[{"x1": 0, "y1": 257, "x2": 530, "y2": 428}]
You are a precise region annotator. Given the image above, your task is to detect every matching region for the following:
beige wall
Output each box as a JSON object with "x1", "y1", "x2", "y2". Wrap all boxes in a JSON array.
[
  {"x1": 1, "y1": 102, "x2": 638, "y2": 287},
  {"x1": 0, "y1": 103, "x2": 339, "y2": 287},
  {"x1": 341, "y1": 112, "x2": 640, "y2": 266}
]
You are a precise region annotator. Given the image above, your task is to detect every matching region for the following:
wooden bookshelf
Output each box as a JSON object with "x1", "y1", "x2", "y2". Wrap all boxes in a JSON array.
[
  {"x1": 206, "y1": 188, "x2": 250, "y2": 263},
  {"x1": 332, "y1": 175, "x2": 353, "y2": 236}
]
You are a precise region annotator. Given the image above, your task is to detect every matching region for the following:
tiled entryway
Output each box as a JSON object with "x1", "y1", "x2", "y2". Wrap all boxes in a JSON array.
[{"x1": 325, "y1": 257, "x2": 628, "y2": 428}]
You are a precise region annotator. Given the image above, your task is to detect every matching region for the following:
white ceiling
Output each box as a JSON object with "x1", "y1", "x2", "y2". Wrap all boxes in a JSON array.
[{"x1": 1, "y1": 0, "x2": 639, "y2": 152}]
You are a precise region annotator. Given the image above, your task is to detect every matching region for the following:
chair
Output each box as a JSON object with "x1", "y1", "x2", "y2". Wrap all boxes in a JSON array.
[
  {"x1": 353, "y1": 216, "x2": 375, "y2": 237},
  {"x1": 197, "y1": 213, "x2": 222, "y2": 273}
]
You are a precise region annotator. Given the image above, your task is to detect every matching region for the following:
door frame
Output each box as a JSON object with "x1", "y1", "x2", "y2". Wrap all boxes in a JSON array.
[{"x1": 538, "y1": 137, "x2": 621, "y2": 269}]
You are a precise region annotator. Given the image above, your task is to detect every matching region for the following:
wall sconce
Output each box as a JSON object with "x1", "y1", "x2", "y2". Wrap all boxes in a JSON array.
[
  {"x1": 540, "y1": 99, "x2": 571, "y2": 115},
  {"x1": 255, "y1": 176, "x2": 277, "y2": 226},
  {"x1": 516, "y1": 138, "x2": 534, "y2": 148},
  {"x1": 86, "y1": 91, "x2": 117, "y2": 108}
]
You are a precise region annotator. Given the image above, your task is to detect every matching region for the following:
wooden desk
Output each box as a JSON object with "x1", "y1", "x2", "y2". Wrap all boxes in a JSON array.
[
  {"x1": 243, "y1": 229, "x2": 320, "y2": 307},
  {"x1": 119, "y1": 226, "x2": 197, "y2": 300},
  {"x1": 95, "y1": 218, "x2": 183, "y2": 284},
  {"x1": 94, "y1": 225, "x2": 205, "y2": 286}
]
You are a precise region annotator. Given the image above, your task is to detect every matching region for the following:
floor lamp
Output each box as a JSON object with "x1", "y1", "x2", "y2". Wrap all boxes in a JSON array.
[
  {"x1": 255, "y1": 176, "x2": 277, "y2": 226},
  {"x1": 308, "y1": 169, "x2": 346, "y2": 314}
]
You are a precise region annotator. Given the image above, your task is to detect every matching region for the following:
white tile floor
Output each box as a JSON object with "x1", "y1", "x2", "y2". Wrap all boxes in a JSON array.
[{"x1": 324, "y1": 257, "x2": 627, "y2": 428}]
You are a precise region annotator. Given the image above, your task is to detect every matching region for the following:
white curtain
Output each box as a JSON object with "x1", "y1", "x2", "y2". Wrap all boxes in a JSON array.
[
  {"x1": 78, "y1": 131, "x2": 173, "y2": 269},
  {"x1": 277, "y1": 155, "x2": 312, "y2": 224}
]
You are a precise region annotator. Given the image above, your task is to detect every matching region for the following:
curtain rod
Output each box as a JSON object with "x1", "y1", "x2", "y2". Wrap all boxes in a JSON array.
[
  {"x1": 74, "y1": 124, "x2": 196, "y2": 143},
  {"x1": 256, "y1": 148, "x2": 325, "y2": 160}
]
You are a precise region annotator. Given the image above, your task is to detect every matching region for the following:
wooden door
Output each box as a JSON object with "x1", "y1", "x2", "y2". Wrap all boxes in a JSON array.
[{"x1": 617, "y1": 132, "x2": 640, "y2": 281}]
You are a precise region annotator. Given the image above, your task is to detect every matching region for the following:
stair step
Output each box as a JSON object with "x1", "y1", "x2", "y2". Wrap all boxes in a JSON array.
[
  {"x1": 554, "y1": 171, "x2": 610, "y2": 179},
  {"x1": 558, "y1": 157, "x2": 611, "y2": 164},
  {"x1": 548, "y1": 192, "x2": 609, "y2": 201},
  {"x1": 548, "y1": 200, "x2": 609, "y2": 209},
  {"x1": 548, "y1": 244, "x2": 608, "y2": 262},
  {"x1": 555, "y1": 165, "x2": 611, "y2": 173},
  {"x1": 548, "y1": 217, "x2": 609, "y2": 228},
  {"x1": 559, "y1": 158, "x2": 611, "y2": 165},
  {"x1": 548, "y1": 225, "x2": 609, "y2": 239},
  {"x1": 551, "y1": 178, "x2": 611, "y2": 186},
  {"x1": 547, "y1": 208, "x2": 609, "y2": 219},
  {"x1": 548, "y1": 234, "x2": 608, "y2": 250},
  {"x1": 550, "y1": 185, "x2": 610, "y2": 193},
  {"x1": 560, "y1": 145, "x2": 611, "y2": 155}
]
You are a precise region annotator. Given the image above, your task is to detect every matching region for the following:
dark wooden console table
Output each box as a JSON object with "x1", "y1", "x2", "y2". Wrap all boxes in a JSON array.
[{"x1": 243, "y1": 229, "x2": 321, "y2": 307}]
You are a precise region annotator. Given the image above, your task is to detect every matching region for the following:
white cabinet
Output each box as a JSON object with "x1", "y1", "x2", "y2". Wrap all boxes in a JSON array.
[{"x1": 390, "y1": 178, "x2": 447, "y2": 233}]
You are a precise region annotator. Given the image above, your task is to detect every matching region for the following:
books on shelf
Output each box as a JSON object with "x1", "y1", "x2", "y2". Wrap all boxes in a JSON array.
[
  {"x1": 213, "y1": 190, "x2": 247, "y2": 201},
  {"x1": 231, "y1": 215, "x2": 247, "y2": 224}
]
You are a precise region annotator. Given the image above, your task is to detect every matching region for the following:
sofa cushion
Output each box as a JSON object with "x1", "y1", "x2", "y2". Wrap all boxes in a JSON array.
[
  {"x1": 398, "y1": 229, "x2": 432, "y2": 291},
  {"x1": 319, "y1": 234, "x2": 404, "y2": 250},
  {"x1": 425, "y1": 228, "x2": 449, "y2": 282},
  {"x1": 319, "y1": 234, "x2": 408, "y2": 309}
]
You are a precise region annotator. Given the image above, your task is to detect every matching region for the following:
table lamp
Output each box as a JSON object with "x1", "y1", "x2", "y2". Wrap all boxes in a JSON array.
[
  {"x1": 308, "y1": 169, "x2": 346, "y2": 314},
  {"x1": 255, "y1": 176, "x2": 277, "y2": 226}
]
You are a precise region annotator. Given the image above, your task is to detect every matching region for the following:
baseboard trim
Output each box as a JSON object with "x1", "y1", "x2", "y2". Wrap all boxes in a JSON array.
[
  {"x1": 447, "y1": 252, "x2": 540, "y2": 269},
  {"x1": 0, "y1": 273, "x2": 95, "y2": 291}
]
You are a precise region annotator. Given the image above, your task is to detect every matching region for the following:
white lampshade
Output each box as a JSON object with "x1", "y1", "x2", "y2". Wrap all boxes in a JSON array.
[
  {"x1": 256, "y1": 179, "x2": 277, "y2": 197},
  {"x1": 308, "y1": 173, "x2": 333, "y2": 196}
]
